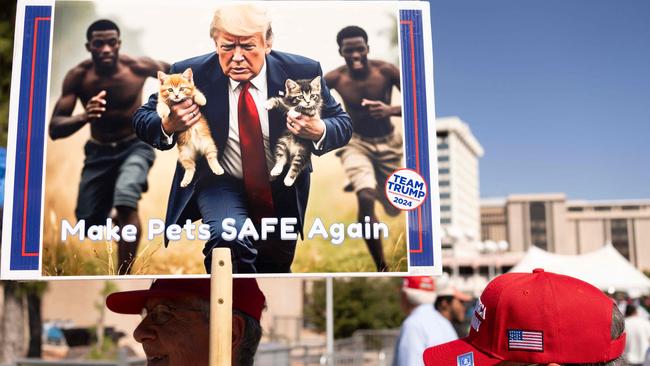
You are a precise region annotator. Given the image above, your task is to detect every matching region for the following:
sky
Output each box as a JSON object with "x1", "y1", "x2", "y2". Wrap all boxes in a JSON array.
[{"x1": 428, "y1": 0, "x2": 650, "y2": 200}]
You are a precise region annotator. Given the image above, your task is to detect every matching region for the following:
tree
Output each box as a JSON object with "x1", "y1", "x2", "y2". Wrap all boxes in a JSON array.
[
  {"x1": 23, "y1": 282, "x2": 49, "y2": 357},
  {"x1": 305, "y1": 278, "x2": 405, "y2": 339},
  {"x1": 94, "y1": 281, "x2": 118, "y2": 357},
  {"x1": 0, "y1": 281, "x2": 26, "y2": 364}
]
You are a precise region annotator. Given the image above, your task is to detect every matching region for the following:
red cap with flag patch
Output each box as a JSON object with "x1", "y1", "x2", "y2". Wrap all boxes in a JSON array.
[
  {"x1": 106, "y1": 278, "x2": 265, "y2": 322},
  {"x1": 423, "y1": 269, "x2": 626, "y2": 365}
]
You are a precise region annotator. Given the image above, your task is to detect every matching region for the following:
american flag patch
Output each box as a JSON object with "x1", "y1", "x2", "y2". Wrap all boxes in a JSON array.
[{"x1": 508, "y1": 330, "x2": 544, "y2": 352}]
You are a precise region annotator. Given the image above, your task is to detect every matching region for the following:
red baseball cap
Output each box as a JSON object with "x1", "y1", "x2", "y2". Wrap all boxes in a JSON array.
[
  {"x1": 106, "y1": 278, "x2": 265, "y2": 322},
  {"x1": 423, "y1": 269, "x2": 626, "y2": 366},
  {"x1": 402, "y1": 276, "x2": 436, "y2": 304},
  {"x1": 403, "y1": 276, "x2": 436, "y2": 292}
]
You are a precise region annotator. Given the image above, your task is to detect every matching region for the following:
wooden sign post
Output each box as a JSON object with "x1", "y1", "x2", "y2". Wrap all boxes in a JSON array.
[{"x1": 210, "y1": 248, "x2": 233, "y2": 366}]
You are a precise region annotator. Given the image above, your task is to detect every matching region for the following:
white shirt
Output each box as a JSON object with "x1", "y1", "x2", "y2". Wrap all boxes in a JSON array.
[
  {"x1": 224, "y1": 62, "x2": 273, "y2": 178},
  {"x1": 163, "y1": 62, "x2": 326, "y2": 179},
  {"x1": 393, "y1": 304, "x2": 458, "y2": 366},
  {"x1": 625, "y1": 315, "x2": 650, "y2": 364}
]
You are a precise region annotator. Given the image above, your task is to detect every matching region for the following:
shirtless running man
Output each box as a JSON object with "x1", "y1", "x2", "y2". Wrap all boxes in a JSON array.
[
  {"x1": 49, "y1": 19, "x2": 169, "y2": 275},
  {"x1": 325, "y1": 26, "x2": 402, "y2": 272}
]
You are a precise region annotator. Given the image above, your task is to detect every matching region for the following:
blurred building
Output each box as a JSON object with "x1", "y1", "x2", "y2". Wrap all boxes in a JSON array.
[
  {"x1": 481, "y1": 194, "x2": 650, "y2": 270},
  {"x1": 436, "y1": 117, "x2": 484, "y2": 241},
  {"x1": 480, "y1": 197, "x2": 507, "y2": 242}
]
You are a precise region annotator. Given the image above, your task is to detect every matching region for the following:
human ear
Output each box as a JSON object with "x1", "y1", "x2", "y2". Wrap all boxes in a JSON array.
[{"x1": 231, "y1": 313, "x2": 246, "y2": 352}]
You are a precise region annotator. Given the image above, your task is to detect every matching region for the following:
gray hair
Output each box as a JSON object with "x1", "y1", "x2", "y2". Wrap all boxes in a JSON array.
[
  {"x1": 565, "y1": 304, "x2": 627, "y2": 366},
  {"x1": 197, "y1": 300, "x2": 262, "y2": 366}
]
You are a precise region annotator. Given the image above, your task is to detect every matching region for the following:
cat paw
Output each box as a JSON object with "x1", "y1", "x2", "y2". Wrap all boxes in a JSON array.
[
  {"x1": 180, "y1": 171, "x2": 195, "y2": 187},
  {"x1": 157, "y1": 104, "x2": 170, "y2": 119},
  {"x1": 194, "y1": 93, "x2": 207, "y2": 106},
  {"x1": 264, "y1": 99, "x2": 276, "y2": 110},
  {"x1": 270, "y1": 165, "x2": 284, "y2": 177},
  {"x1": 283, "y1": 175, "x2": 296, "y2": 186},
  {"x1": 287, "y1": 109, "x2": 300, "y2": 119},
  {"x1": 209, "y1": 163, "x2": 225, "y2": 176}
]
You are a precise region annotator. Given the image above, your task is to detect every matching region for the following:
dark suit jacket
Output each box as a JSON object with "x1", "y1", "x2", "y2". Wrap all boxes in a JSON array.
[{"x1": 133, "y1": 50, "x2": 352, "y2": 244}]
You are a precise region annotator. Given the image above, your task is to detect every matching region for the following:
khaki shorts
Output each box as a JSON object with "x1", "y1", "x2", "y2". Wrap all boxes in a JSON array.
[{"x1": 338, "y1": 131, "x2": 403, "y2": 193}]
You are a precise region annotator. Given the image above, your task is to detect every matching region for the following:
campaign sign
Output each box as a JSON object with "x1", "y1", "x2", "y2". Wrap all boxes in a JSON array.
[{"x1": 1, "y1": 0, "x2": 441, "y2": 279}]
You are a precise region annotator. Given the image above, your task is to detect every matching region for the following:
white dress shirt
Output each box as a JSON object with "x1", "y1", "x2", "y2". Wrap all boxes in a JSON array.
[
  {"x1": 162, "y1": 61, "x2": 326, "y2": 180},
  {"x1": 223, "y1": 62, "x2": 274, "y2": 179},
  {"x1": 393, "y1": 304, "x2": 458, "y2": 366}
]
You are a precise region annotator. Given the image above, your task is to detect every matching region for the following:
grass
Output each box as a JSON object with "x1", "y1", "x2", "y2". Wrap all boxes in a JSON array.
[{"x1": 42, "y1": 116, "x2": 408, "y2": 275}]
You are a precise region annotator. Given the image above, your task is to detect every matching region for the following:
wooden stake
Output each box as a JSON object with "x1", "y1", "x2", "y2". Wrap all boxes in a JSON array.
[{"x1": 210, "y1": 248, "x2": 232, "y2": 366}]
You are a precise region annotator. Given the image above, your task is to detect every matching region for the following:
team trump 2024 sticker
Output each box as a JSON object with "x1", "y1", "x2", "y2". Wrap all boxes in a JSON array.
[{"x1": 385, "y1": 168, "x2": 428, "y2": 211}]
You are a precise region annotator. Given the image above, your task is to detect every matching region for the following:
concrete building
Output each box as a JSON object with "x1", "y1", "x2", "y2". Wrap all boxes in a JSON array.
[
  {"x1": 480, "y1": 198, "x2": 507, "y2": 242},
  {"x1": 481, "y1": 194, "x2": 650, "y2": 271},
  {"x1": 436, "y1": 117, "x2": 484, "y2": 241}
]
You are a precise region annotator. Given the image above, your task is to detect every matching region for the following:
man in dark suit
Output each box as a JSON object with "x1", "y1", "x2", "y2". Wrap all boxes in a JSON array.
[{"x1": 132, "y1": 4, "x2": 352, "y2": 274}]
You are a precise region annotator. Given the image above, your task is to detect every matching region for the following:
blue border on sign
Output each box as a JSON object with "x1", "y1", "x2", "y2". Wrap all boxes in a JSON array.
[
  {"x1": 9, "y1": 5, "x2": 52, "y2": 270},
  {"x1": 400, "y1": 9, "x2": 435, "y2": 267}
]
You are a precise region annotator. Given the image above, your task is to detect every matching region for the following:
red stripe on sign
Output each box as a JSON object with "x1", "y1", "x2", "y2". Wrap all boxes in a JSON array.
[
  {"x1": 400, "y1": 20, "x2": 425, "y2": 254},
  {"x1": 21, "y1": 16, "x2": 50, "y2": 257}
]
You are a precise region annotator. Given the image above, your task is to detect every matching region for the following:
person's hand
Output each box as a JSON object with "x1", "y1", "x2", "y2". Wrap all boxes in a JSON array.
[
  {"x1": 161, "y1": 99, "x2": 202, "y2": 135},
  {"x1": 362, "y1": 98, "x2": 392, "y2": 119},
  {"x1": 286, "y1": 112, "x2": 325, "y2": 141},
  {"x1": 84, "y1": 90, "x2": 107, "y2": 122}
]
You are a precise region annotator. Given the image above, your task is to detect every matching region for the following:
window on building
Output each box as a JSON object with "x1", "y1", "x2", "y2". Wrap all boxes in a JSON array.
[
  {"x1": 611, "y1": 219, "x2": 630, "y2": 260},
  {"x1": 440, "y1": 205, "x2": 451, "y2": 211},
  {"x1": 529, "y1": 202, "x2": 548, "y2": 251},
  {"x1": 622, "y1": 205, "x2": 640, "y2": 211},
  {"x1": 439, "y1": 181, "x2": 450, "y2": 187},
  {"x1": 438, "y1": 155, "x2": 450, "y2": 162},
  {"x1": 440, "y1": 192, "x2": 451, "y2": 199},
  {"x1": 441, "y1": 218, "x2": 452, "y2": 224},
  {"x1": 439, "y1": 168, "x2": 450, "y2": 175},
  {"x1": 594, "y1": 206, "x2": 611, "y2": 211},
  {"x1": 437, "y1": 143, "x2": 449, "y2": 150},
  {"x1": 568, "y1": 207, "x2": 583, "y2": 212}
]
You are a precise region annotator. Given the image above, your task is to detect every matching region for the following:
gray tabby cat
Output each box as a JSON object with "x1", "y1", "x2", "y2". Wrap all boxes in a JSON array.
[{"x1": 264, "y1": 76, "x2": 322, "y2": 186}]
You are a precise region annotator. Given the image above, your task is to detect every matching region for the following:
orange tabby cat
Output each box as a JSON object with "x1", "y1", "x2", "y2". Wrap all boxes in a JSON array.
[{"x1": 156, "y1": 68, "x2": 224, "y2": 187}]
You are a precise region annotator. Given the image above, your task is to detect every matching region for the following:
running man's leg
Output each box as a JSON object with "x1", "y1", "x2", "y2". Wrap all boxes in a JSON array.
[{"x1": 113, "y1": 142, "x2": 155, "y2": 275}]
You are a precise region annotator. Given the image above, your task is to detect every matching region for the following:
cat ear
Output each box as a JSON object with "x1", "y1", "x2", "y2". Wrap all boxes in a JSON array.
[
  {"x1": 310, "y1": 76, "x2": 321, "y2": 93},
  {"x1": 182, "y1": 68, "x2": 194, "y2": 83},
  {"x1": 157, "y1": 71, "x2": 167, "y2": 83},
  {"x1": 285, "y1": 79, "x2": 299, "y2": 93}
]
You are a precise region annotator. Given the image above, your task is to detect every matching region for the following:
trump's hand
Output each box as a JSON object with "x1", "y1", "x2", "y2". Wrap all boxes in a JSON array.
[
  {"x1": 161, "y1": 99, "x2": 202, "y2": 135},
  {"x1": 286, "y1": 112, "x2": 325, "y2": 141}
]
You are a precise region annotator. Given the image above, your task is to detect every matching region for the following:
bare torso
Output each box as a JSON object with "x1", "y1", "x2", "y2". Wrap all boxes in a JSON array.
[
  {"x1": 77, "y1": 58, "x2": 149, "y2": 142},
  {"x1": 50, "y1": 55, "x2": 167, "y2": 143},
  {"x1": 326, "y1": 60, "x2": 398, "y2": 138}
]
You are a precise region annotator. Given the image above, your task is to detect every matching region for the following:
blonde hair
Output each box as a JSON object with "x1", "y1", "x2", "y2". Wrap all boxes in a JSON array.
[{"x1": 210, "y1": 4, "x2": 273, "y2": 43}]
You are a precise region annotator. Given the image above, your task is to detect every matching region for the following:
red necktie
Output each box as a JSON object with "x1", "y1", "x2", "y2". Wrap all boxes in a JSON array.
[{"x1": 237, "y1": 82, "x2": 275, "y2": 221}]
